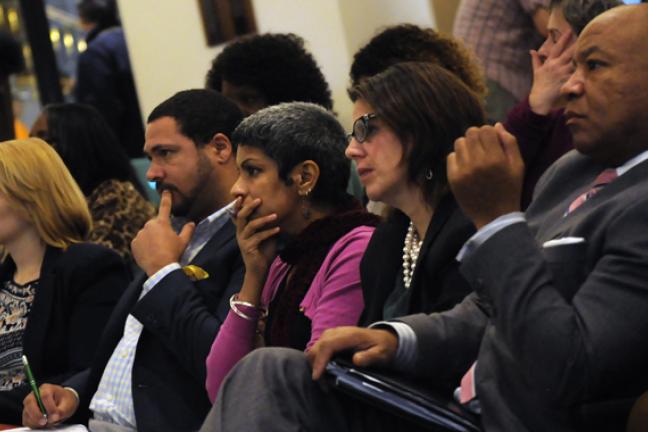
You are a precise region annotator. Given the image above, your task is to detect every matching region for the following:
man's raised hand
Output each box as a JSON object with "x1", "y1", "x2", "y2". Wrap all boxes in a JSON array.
[
  {"x1": 131, "y1": 190, "x2": 195, "y2": 276},
  {"x1": 447, "y1": 123, "x2": 524, "y2": 229}
]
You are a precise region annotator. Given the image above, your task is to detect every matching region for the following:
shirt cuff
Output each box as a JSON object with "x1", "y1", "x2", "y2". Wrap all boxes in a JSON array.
[
  {"x1": 370, "y1": 321, "x2": 418, "y2": 370},
  {"x1": 142, "y1": 263, "x2": 182, "y2": 297},
  {"x1": 456, "y1": 212, "x2": 526, "y2": 261}
]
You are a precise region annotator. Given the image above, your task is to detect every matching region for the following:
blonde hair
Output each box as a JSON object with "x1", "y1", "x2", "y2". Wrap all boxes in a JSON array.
[{"x1": 0, "y1": 138, "x2": 91, "y2": 249}]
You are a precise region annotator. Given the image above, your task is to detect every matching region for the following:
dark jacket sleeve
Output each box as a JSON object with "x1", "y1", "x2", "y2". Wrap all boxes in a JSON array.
[
  {"x1": 131, "y1": 258, "x2": 245, "y2": 383},
  {"x1": 0, "y1": 244, "x2": 128, "y2": 424},
  {"x1": 504, "y1": 97, "x2": 571, "y2": 209},
  {"x1": 58, "y1": 245, "x2": 130, "y2": 374},
  {"x1": 504, "y1": 97, "x2": 556, "y2": 166},
  {"x1": 397, "y1": 292, "x2": 489, "y2": 387}
]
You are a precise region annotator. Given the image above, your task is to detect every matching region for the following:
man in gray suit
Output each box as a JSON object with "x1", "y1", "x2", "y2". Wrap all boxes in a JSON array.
[{"x1": 202, "y1": 4, "x2": 648, "y2": 432}]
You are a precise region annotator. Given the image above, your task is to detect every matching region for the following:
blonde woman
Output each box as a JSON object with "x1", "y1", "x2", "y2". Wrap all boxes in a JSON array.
[{"x1": 0, "y1": 138, "x2": 129, "y2": 423}]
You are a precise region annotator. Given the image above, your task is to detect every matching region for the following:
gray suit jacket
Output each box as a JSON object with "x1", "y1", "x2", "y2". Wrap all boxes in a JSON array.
[{"x1": 398, "y1": 150, "x2": 648, "y2": 431}]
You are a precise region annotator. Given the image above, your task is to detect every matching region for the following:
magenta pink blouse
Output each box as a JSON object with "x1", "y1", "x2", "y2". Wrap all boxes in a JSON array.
[{"x1": 205, "y1": 225, "x2": 374, "y2": 402}]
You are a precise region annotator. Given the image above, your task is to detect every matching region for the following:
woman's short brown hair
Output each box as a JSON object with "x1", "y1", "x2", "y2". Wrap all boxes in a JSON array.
[
  {"x1": 0, "y1": 138, "x2": 91, "y2": 249},
  {"x1": 349, "y1": 62, "x2": 486, "y2": 207}
]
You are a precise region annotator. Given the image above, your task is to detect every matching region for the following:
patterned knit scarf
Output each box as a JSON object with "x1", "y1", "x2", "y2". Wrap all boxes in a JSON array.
[{"x1": 265, "y1": 197, "x2": 380, "y2": 349}]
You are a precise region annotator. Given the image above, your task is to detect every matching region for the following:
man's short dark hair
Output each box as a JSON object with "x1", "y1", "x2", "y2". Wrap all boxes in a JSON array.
[
  {"x1": 77, "y1": 0, "x2": 120, "y2": 28},
  {"x1": 147, "y1": 89, "x2": 243, "y2": 147},
  {"x1": 205, "y1": 33, "x2": 333, "y2": 110},
  {"x1": 350, "y1": 24, "x2": 486, "y2": 97},
  {"x1": 549, "y1": 0, "x2": 622, "y2": 35},
  {"x1": 232, "y1": 102, "x2": 349, "y2": 206}
]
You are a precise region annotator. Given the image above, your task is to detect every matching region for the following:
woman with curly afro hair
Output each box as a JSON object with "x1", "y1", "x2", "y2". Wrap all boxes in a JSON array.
[
  {"x1": 206, "y1": 33, "x2": 333, "y2": 116},
  {"x1": 349, "y1": 24, "x2": 487, "y2": 98}
]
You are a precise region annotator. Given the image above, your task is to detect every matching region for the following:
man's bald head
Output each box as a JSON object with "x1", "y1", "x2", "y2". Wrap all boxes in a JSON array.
[
  {"x1": 581, "y1": 3, "x2": 648, "y2": 37},
  {"x1": 561, "y1": 4, "x2": 648, "y2": 165}
]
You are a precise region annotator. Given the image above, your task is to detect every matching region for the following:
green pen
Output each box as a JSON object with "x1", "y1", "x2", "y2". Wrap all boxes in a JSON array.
[{"x1": 22, "y1": 355, "x2": 48, "y2": 419}]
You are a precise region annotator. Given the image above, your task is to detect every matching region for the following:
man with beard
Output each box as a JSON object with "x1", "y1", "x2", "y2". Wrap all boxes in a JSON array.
[{"x1": 21, "y1": 89, "x2": 244, "y2": 432}]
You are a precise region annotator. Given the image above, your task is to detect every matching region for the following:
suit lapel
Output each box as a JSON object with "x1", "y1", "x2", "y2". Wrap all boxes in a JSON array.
[
  {"x1": 188, "y1": 220, "x2": 235, "y2": 271},
  {"x1": 111, "y1": 220, "x2": 234, "y2": 331},
  {"x1": 119, "y1": 272, "x2": 148, "y2": 316},
  {"x1": 409, "y1": 194, "x2": 456, "y2": 291},
  {"x1": 537, "y1": 157, "x2": 648, "y2": 242},
  {"x1": 22, "y1": 247, "x2": 63, "y2": 373}
]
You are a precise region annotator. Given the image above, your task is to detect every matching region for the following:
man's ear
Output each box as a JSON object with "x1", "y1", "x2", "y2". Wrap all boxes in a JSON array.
[
  {"x1": 290, "y1": 160, "x2": 320, "y2": 196},
  {"x1": 205, "y1": 133, "x2": 234, "y2": 163}
]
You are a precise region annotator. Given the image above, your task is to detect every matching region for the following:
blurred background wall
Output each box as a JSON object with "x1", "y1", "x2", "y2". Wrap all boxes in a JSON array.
[
  {"x1": 117, "y1": 0, "x2": 461, "y2": 128},
  {"x1": 1, "y1": 0, "x2": 460, "y2": 134}
]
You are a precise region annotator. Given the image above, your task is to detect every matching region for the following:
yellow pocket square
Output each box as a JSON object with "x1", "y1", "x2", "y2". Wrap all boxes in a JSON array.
[{"x1": 182, "y1": 265, "x2": 209, "y2": 281}]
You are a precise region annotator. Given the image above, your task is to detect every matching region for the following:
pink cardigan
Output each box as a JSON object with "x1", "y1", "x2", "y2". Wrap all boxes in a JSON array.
[{"x1": 205, "y1": 225, "x2": 374, "y2": 402}]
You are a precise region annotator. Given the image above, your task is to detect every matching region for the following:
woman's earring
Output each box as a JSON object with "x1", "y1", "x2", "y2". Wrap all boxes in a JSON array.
[
  {"x1": 425, "y1": 169, "x2": 433, "y2": 181},
  {"x1": 302, "y1": 205, "x2": 312, "y2": 220},
  {"x1": 300, "y1": 189, "x2": 312, "y2": 220}
]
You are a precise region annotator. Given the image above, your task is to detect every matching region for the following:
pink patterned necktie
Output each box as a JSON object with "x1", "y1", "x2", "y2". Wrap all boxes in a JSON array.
[
  {"x1": 459, "y1": 362, "x2": 477, "y2": 404},
  {"x1": 566, "y1": 168, "x2": 618, "y2": 215}
]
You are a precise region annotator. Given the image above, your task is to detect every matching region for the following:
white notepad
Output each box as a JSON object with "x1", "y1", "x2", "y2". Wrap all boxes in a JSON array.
[{"x1": 4, "y1": 425, "x2": 88, "y2": 432}]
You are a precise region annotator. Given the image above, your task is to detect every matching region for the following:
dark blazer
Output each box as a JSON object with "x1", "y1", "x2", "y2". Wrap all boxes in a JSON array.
[
  {"x1": 0, "y1": 243, "x2": 129, "y2": 423},
  {"x1": 399, "y1": 151, "x2": 648, "y2": 431},
  {"x1": 67, "y1": 220, "x2": 244, "y2": 432},
  {"x1": 358, "y1": 194, "x2": 475, "y2": 327},
  {"x1": 75, "y1": 27, "x2": 144, "y2": 158}
]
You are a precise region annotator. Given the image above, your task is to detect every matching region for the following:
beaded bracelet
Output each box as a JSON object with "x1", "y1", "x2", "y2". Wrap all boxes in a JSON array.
[{"x1": 229, "y1": 294, "x2": 267, "y2": 321}]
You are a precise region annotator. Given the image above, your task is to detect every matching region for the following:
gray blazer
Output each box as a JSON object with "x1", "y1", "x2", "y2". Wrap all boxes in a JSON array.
[{"x1": 398, "y1": 150, "x2": 648, "y2": 431}]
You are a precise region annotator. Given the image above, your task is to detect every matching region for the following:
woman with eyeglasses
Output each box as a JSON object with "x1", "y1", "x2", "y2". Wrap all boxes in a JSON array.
[
  {"x1": 30, "y1": 103, "x2": 156, "y2": 263},
  {"x1": 0, "y1": 138, "x2": 128, "y2": 422},
  {"x1": 346, "y1": 61, "x2": 485, "y2": 328},
  {"x1": 204, "y1": 102, "x2": 379, "y2": 402}
]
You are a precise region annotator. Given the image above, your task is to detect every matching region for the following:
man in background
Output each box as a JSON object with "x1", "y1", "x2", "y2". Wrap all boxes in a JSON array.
[{"x1": 75, "y1": 0, "x2": 144, "y2": 157}]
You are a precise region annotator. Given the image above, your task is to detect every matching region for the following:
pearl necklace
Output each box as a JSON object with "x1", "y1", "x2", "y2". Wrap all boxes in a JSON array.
[{"x1": 402, "y1": 221, "x2": 423, "y2": 290}]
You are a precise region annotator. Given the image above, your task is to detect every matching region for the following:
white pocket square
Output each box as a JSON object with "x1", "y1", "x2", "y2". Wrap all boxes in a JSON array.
[{"x1": 542, "y1": 237, "x2": 586, "y2": 248}]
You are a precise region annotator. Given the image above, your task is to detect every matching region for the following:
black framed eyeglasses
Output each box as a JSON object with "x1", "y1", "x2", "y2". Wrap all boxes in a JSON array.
[{"x1": 347, "y1": 113, "x2": 377, "y2": 143}]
